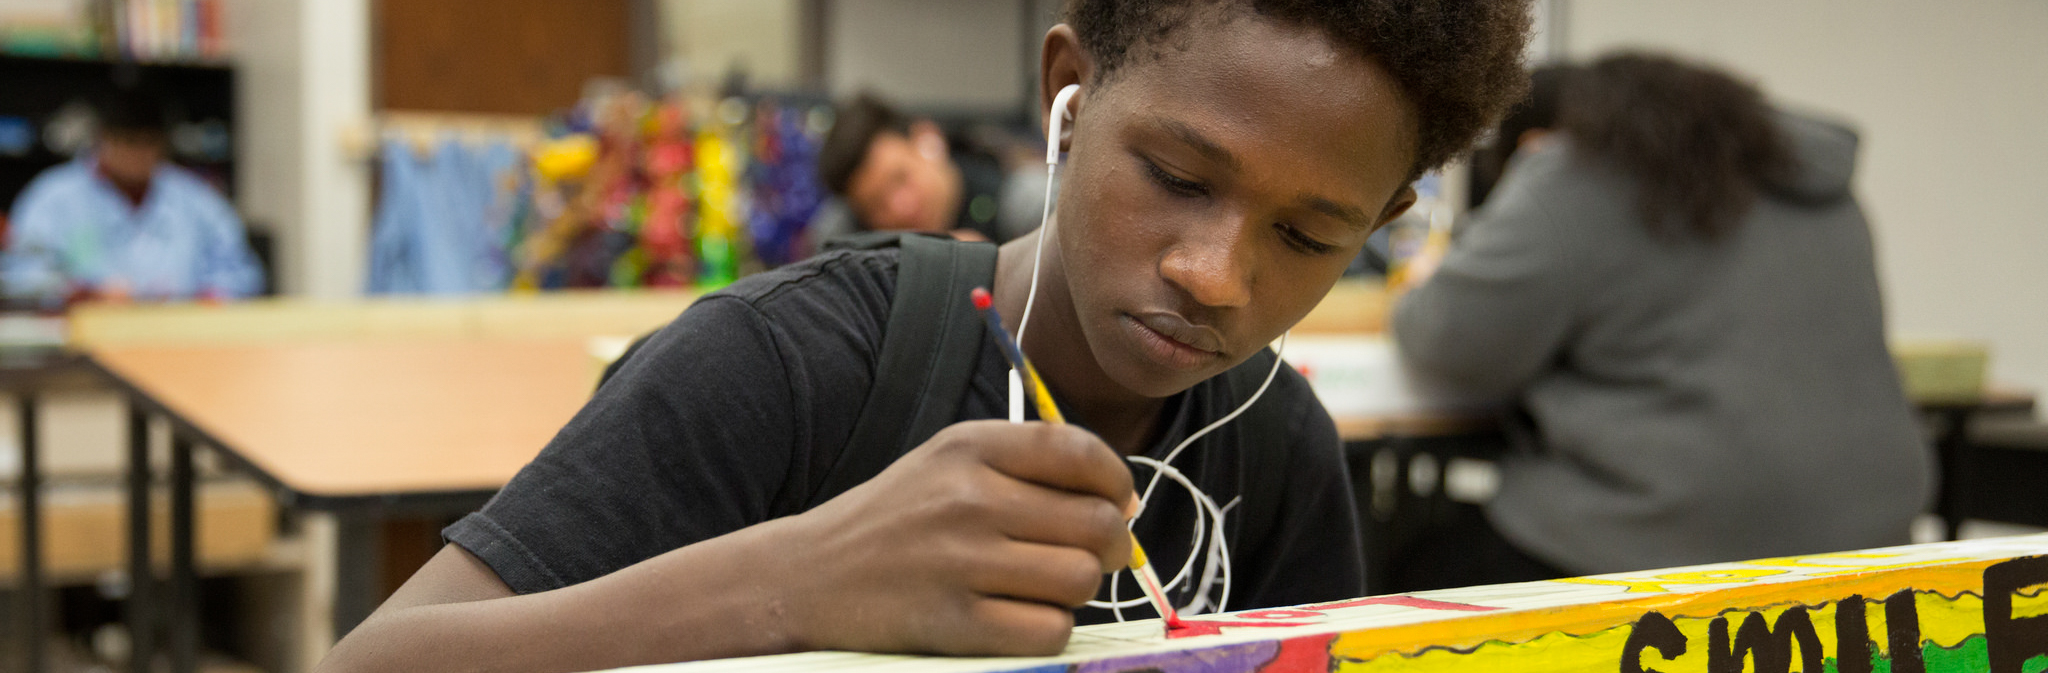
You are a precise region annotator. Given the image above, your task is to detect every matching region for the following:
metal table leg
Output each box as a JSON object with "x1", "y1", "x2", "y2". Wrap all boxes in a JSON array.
[
  {"x1": 17, "y1": 394, "x2": 42, "y2": 673},
  {"x1": 127, "y1": 406, "x2": 154, "y2": 673},
  {"x1": 1934, "y1": 407, "x2": 1974, "y2": 541},
  {"x1": 332, "y1": 511, "x2": 382, "y2": 641},
  {"x1": 170, "y1": 434, "x2": 198, "y2": 673}
]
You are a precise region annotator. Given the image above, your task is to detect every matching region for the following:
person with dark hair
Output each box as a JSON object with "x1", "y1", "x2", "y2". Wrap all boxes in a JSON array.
[
  {"x1": 320, "y1": 1, "x2": 1532, "y2": 669},
  {"x1": 816, "y1": 92, "x2": 1040, "y2": 242},
  {"x1": 3, "y1": 89, "x2": 262, "y2": 306},
  {"x1": 1391, "y1": 52, "x2": 1931, "y2": 590},
  {"x1": 1466, "y1": 63, "x2": 1572, "y2": 208}
]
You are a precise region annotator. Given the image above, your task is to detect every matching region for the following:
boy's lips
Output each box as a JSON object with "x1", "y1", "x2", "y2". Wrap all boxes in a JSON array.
[{"x1": 1123, "y1": 312, "x2": 1226, "y2": 371}]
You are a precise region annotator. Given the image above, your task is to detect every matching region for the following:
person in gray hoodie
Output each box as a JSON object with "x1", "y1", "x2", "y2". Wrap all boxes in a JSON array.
[{"x1": 1391, "y1": 53, "x2": 1932, "y2": 590}]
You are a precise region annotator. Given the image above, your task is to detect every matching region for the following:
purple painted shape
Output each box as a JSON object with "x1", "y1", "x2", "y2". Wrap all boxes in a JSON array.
[
  {"x1": 1073, "y1": 640, "x2": 1281, "y2": 673},
  {"x1": 991, "y1": 665, "x2": 1072, "y2": 673}
]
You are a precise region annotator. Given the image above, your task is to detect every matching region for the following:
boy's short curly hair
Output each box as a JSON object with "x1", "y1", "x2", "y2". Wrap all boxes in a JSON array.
[{"x1": 1065, "y1": 0, "x2": 1532, "y2": 180}]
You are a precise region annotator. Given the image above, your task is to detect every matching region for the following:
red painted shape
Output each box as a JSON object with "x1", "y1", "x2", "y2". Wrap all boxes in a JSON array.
[
  {"x1": 1261, "y1": 634, "x2": 1338, "y2": 672},
  {"x1": 1165, "y1": 619, "x2": 1314, "y2": 639},
  {"x1": 1305, "y1": 595, "x2": 1500, "y2": 612},
  {"x1": 1163, "y1": 595, "x2": 1498, "y2": 640},
  {"x1": 1239, "y1": 609, "x2": 1325, "y2": 620}
]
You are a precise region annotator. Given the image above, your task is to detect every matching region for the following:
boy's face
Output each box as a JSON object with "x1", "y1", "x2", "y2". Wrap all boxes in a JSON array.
[
  {"x1": 1052, "y1": 12, "x2": 1418, "y2": 398},
  {"x1": 847, "y1": 124, "x2": 961, "y2": 233},
  {"x1": 98, "y1": 131, "x2": 167, "y2": 193}
]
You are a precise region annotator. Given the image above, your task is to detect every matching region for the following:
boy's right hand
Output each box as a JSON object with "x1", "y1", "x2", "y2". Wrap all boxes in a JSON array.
[{"x1": 763, "y1": 420, "x2": 1135, "y2": 656}]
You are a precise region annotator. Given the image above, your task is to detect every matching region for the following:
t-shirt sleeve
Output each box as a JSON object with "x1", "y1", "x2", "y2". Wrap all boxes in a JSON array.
[
  {"x1": 445, "y1": 294, "x2": 810, "y2": 593},
  {"x1": 1234, "y1": 379, "x2": 1366, "y2": 608}
]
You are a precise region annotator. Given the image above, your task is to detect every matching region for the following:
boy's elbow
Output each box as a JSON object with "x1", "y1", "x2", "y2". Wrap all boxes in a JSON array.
[
  {"x1": 315, "y1": 610, "x2": 431, "y2": 673},
  {"x1": 1393, "y1": 327, "x2": 1526, "y2": 401},
  {"x1": 1401, "y1": 353, "x2": 1522, "y2": 402}
]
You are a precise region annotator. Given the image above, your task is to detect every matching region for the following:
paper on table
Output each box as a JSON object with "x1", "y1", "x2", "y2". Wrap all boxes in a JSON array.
[{"x1": 1278, "y1": 334, "x2": 1502, "y2": 418}]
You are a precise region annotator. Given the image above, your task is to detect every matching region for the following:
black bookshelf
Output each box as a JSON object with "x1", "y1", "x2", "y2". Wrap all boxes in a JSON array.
[{"x1": 0, "y1": 54, "x2": 235, "y2": 212}]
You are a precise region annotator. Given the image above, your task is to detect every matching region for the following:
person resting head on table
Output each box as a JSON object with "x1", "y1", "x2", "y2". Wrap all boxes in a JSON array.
[
  {"x1": 318, "y1": 1, "x2": 1532, "y2": 670},
  {"x1": 2, "y1": 89, "x2": 263, "y2": 309},
  {"x1": 1389, "y1": 52, "x2": 1932, "y2": 592},
  {"x1": 816, "y1": 92, "x2": 1042, "y2": 244}
]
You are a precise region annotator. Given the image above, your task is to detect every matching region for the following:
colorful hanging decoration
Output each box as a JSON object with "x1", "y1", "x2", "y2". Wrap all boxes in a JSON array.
[{"x1": 375, "y1": 91, "x2": 829, "y2": 296}]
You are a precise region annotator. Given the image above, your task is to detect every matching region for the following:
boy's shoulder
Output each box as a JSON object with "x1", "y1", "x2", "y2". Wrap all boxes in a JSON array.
[
  {"x1": 704, "y1": 247, "x2": 901, "y2": 322},
  {"x1": 16, "y1": 161, "x2": 95, "y2": 204}
]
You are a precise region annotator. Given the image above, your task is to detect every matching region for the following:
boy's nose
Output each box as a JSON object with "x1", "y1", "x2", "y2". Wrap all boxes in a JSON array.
[{"x1": 1159, "y1": 220, "x2": 1253, "y2": 309}]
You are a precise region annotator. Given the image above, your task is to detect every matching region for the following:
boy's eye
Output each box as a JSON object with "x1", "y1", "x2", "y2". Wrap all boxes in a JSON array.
[
  {"x1": 1141, "y1": 159, "x2": 1209, "y2": 198},
  {"x1": 1136, "y1": 156, "x2": 1337, "y2": 256},
  {"x1": 1276, "y1": 223, "x2": 1339, "y2": 255}
]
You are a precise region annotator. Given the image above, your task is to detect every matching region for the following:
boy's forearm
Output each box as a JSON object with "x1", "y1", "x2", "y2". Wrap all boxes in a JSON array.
[{"x1": 319, "y1": 519, "x2": 802, "y2": 673}]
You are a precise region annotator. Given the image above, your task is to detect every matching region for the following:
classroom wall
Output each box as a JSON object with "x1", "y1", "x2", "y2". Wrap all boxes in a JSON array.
[
  {"x1": 659, "y1": 0, "x2": 803, "y2": 90},
  {"x1": 825, "y1": 0, "x2": 1030, "y2": 114},
  {"x1": 1564, "y1": 0, "x2": 2048, "y2": 396},
  {"x1": 225, "y1": 0, "x2": 372, "y2": 299}
]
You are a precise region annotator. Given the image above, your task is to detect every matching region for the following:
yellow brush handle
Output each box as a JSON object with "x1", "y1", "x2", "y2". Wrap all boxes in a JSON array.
[
  {"x1": 1021, "y1": 361, "x2": 1065, "y2": 424},
  {"x1": 1129, "y1": 531, "x2": 1149, "y2": 570}
]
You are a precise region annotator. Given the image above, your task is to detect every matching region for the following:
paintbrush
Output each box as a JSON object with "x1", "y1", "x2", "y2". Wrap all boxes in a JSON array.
[{"x1": 970, "y1": 287, "x2": 1185, "y2": 629}]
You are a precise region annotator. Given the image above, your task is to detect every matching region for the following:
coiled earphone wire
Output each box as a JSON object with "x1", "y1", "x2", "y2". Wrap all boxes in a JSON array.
[{"x1": 1013, "y1": 84, "x2": 1290, "y2": 620}]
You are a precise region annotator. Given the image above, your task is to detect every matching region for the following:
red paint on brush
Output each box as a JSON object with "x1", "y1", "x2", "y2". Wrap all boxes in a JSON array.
[
  {"x1": 1164, "y1": 613, "x2": 1187, "y2": 630},
  {"x1": 971, "y1": 287, "x2": 993, "y2": 310}
]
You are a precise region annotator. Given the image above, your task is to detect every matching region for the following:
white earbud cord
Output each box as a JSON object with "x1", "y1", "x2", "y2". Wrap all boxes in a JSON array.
[
  {"x1": 1013, "y1": 84, "x2": 1081, "y2": 353},
  {"x1": 1016, "y1": 84, "x2": 1291, "y2": 622},
  {"x1": 1088, "y1": 335, "x2": 1285, "y2": 616}
]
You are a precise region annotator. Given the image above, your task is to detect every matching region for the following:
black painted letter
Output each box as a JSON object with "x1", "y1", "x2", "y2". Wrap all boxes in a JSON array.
[
  {"x1": 1836, "y1": 595, "x2": 1874, "y2": 673},
  {"x1": 1707, "y1": 608, "x2": 1823, "y2": 673},
  {"x1": 1985, "y1": 556, "x2": 2048, "y2": 673},
  {"x1": 1622, "y1": 611, "x2": 1687, "y2": 673},
  {"x1": 1885, "y1": 589, "x2": 1926, "y2": 673}
]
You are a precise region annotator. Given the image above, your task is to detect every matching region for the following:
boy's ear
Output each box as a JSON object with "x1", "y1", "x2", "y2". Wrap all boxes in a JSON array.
[
  {"x1": 1373, "y1": 186, "x2": 1419, "y2": 232},
  {"x1": 1040, "y1": 24, "x2": 1090, "y2": 153}
]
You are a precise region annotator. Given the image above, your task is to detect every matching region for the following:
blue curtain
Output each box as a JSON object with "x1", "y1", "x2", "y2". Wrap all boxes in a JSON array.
[{"x1": 367, "y1": 138, "x2": 521, "y2": 295}]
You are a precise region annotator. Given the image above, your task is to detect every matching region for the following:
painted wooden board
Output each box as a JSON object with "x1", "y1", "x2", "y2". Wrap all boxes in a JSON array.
[{"x1": 612, "y1": 533, "x2": 2048, "y2": 673}]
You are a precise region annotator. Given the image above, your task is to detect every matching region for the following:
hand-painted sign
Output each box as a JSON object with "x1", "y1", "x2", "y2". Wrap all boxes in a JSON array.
[{"x1": 621, "y1": 534, "x2": 2048, "y2": 673}]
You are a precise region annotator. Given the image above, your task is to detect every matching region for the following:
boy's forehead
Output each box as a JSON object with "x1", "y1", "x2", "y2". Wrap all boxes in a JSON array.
[
  {"x1": 1095, "y1": 15, "x2": 1418, "y2": 197},
  {"x1": 1098, "y1": 11, "x2": 1413, "y2": 133}
]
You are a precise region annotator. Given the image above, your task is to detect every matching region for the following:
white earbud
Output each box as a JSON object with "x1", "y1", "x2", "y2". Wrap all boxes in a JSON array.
[
  {"x1": 1045, "y1": 84, "x2": 1080, "y2": 165},
  {"x1": 1014, "y1": 83, "x2": 1081, "y2": 364}
]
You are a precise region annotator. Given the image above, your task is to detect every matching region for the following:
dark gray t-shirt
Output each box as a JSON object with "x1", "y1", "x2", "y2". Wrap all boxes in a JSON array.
[{"x1": 446, "y1": 248, "x2": 1363, "y2": 623}]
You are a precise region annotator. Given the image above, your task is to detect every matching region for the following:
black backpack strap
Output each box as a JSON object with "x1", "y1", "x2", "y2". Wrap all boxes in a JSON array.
[{"x1": 808, "y1": 233, "x2": 998, "y2": 507}]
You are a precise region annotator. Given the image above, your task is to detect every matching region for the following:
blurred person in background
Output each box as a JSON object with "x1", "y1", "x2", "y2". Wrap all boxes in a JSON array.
[
  {"x1": 1389, "y1": 52, "x2": 1931, "y2": 590},
  {"x1": 816, "y1": 92, "x2": 1048, "y2": 243},
  {"x1": 2, "y1": 89, "x2": 263, "y2": 307}
]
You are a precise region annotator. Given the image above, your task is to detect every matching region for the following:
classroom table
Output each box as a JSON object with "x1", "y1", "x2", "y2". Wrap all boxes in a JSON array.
[{"x1": 87, "y1": 339, "x2": 598, "y2": 673}]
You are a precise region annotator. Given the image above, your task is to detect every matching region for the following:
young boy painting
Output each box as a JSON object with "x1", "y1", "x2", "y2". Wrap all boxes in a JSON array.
[{"x1": 320, "y1": 1, "x2": 1531, "y2": 669}]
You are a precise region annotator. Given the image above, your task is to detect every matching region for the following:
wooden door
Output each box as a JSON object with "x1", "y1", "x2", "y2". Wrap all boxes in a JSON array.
[{"x1": 374, "y1": 0, "x2": 631, "y2": 114}]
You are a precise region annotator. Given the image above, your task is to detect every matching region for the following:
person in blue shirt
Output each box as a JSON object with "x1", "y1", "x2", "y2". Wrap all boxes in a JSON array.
[{"x1": 3, "y1": 91, "x2": 262, "y2": 307}]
